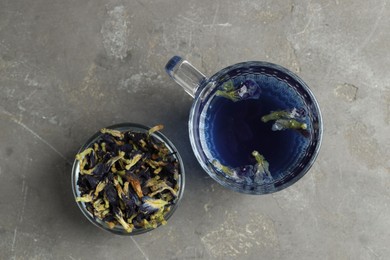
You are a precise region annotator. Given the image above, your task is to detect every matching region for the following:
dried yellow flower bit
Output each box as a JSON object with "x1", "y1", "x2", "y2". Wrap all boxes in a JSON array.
[
  {"x1": 139, "y1": 139, "x2": 147, "y2": 148},
  {"x1": 153, "y1": 167, "x2": 162, "y2": 174},
  {"x1": 107, "y1": 151, "x2": 125, "y2": 166},
  {"x1": 125, "y1": 154, "x2": 142, "y2": 170},
  {"x1": 148, "y1": 124, "x2": 164, "y2": 135},
  {"x1": 145, "y1": 177, "x2": 177, "y2": 197},
  {"x1": 93, "y1": 200, "x2": 106, "y2": 212},
  {"x1": 261, "y1": 110, "x2": 292, "y2": 123},
  {"x1": 152, "y1": 208, "x2": 167, "y2": 225},
  {"x1": 127, "y1": 213, "x2": 137, "y2": 224},
  {"x1": 116, "y1": 175, "x2": 123, "y2": 186},
  {"x1": 123, "y1": 182, "x2": 129, "y2": 194},
  {"x1": 76, "y1": 194, "x2": 93, "y2": 203},
  {"x1": 139, "y1": 197, "x2": 168, "y2": 214},
  {"x1": 116, "y1": 170, "x2": 126, "y2": 176},
  {"x1": 114, "y1": 208, "x2": 133, "y2": 233},
  {"x1": 149, "y1": 186, "x2": 177, "y2": 198},
  {"x1": 113, "y1": 177, "x2": 125, "y2": 200},
  {"x1": 101, "y1": 209, "x2": 110, "y2": 218},
  {"x1": 94, "y1": 181, "x2": 106, "y2": 197},
  {"x1": 103, "y1": 193, "x2": 110, "y2": 209},
  {"x1": 211, "y1": 159, "x2": 236, "y2": 177},
  {"x1": 141, "y1": 219, "x2": 157, "y2": 229},
  {"x1": 100, "y1": 128, "x2": 124, "y2": 139},
  {"x1": 101, "y1": 142, "x2": 106, "y2": 152},
  {"x1": 76, "y1": 148, "x2": 93, "y2": 161}
]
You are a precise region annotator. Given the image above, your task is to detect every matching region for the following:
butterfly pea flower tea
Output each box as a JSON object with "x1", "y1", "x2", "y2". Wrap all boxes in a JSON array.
[{"x1": 166, "y1": 56, "x2": 323, "y2": 194}]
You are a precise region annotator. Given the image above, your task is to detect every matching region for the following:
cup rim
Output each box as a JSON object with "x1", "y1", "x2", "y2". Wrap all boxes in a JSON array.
[
  {"x1": 71, "y1": 122, "x2": 185, "y2": 235},
  {"x1": 189, "y1": 61, "x2": 323, "y2": 195}
]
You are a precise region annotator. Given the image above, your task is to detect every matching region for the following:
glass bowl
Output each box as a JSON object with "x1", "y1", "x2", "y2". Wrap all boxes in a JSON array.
[
  {"x1": 71, "y1": 123, "x2": 185, "y2": 235},
  {"x1": 188, "y1": 61, "x2": 323, "y2": 194}
]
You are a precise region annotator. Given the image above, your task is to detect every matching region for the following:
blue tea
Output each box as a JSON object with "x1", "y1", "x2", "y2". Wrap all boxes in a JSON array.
[
  {"x1": 166, "y1": 56, "x2": 323, "y2": 194},
  {"x1": 199, "y1": 74, "x2": 311, "y2": 185}
]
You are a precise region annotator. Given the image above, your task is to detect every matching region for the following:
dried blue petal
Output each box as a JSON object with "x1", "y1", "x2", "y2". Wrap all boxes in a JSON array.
[
  {"x1": 137, "y1": 167, "x2": 151, "y2": 181},
  {"x1": 77, "y1": 175, "x2": 88, "y2": 191},
  {"x1": 85, "y1": 175, "x2": 100, "y2": 190},
  {"x1": 86, "y1": 163, "x2": 110, "y2": 180},
  {"x1": 121, "y1": 194, "x2": 136, "y2": 216},
  {"x1": 119, "y1": 144, "x2": 134, "y2": 153},
  {"x1": 101, "y1": 133, "x2": 116, "y2": 144},
  {"x1": 261, "y1": 108, "x2": 309, "y2": 137},
  {"x1": 102, "y1": 214, "x2": 116, "y2": 223},
  {"x1": 104, "y1": 183, "x2": 118, "y2": 205},
  {"x1": 292, "y1": 107, "x2": 306, "y2": 118},
  {"x1": 240, "y1": 79, "x2": 261, "y2": 99}
]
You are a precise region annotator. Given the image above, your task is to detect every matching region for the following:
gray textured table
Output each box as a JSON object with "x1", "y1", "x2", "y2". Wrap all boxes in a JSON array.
[{"x1": 1, "y1": 0, "x2": 389, "y2": 259}]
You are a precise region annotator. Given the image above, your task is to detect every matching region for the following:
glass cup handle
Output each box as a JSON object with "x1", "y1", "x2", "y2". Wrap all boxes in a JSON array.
[{"x1": 165, "y1": 56, "x2": 207, "y2": 98}]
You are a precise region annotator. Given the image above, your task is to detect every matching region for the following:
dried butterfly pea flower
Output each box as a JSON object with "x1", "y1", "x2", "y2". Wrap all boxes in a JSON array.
[
  {"x1": 261, "y1": 108, "x2": 309, "y2": 137},
  {"x1": 75, "y1": 125, "x2": 180, "y2": 233},
  {"x1": 100, "y1": 128, "x2": 124, "y2": 139},
  {"x1": 76, "y1": 193, "x2": 93, "y2": 203},
  {"x1": 114, "y1": 207, "x2": 133, "y2": 233},
  {"x1": 125, "y1": 153, "x2": 143, "y2": 170},
  {"x1": 271, "y1": 119, "x2": 307, "y2": 131},
  {"x1": 139, "y1": 197, "x2": 168, "y2": 215},
  {"x1": 251, "y1": 150, "x2": 273, "y2": 184},
  {"x1": 145, "y1": 177, "x2": 177, "y2": 197},
  {"x1": 148, "y1": 124, "x2": 164, "y2": 135},
  {"x1": 94, "y1": 181, "x2": 106, "y2": 196},
  {"x1": 216, "y1": 79, "x2": 261, "y2": 102},
  {"x1": 211, "y1": 150, "x2": 274, "y2": 185}
]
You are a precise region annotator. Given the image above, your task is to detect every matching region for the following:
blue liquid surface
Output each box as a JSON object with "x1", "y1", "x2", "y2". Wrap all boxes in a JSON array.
[{"x1": 202, "y1": 75, "x2": 310, "y2": 180}]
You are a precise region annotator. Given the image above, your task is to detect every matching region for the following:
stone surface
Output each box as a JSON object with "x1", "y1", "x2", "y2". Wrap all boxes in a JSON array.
[{"x1": 1, "y1": 0, "x2": 390, "y2": 259}]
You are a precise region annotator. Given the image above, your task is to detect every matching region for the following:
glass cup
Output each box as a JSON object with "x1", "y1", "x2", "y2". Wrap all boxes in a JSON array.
[
  {"x1": 71, "y1": 123, "x2": 185, "y2": 235},
  {"x1": 165, "y1": 56, "x2": 322, "y2": 195}
]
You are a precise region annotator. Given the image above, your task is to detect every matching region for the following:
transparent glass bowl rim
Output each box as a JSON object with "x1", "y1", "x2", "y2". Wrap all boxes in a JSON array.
[{"x1": 71, "y1": 122, "x2": 185, "y2": 235}]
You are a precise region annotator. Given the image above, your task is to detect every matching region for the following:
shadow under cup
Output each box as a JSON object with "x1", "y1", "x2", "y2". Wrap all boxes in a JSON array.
[{"x1": 189, "y1": 62, "x2": 323, "y2": 195}]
